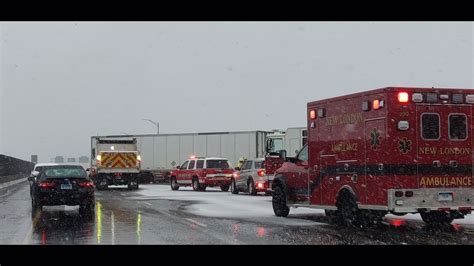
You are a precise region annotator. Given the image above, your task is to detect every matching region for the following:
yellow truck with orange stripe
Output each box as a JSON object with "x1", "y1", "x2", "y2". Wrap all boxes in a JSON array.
[{"x1": 91, "y1": 138, "x2": 141, "y2": 190}]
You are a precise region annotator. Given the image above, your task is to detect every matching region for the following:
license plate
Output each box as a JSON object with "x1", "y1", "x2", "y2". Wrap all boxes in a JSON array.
[
  {"x1": 61, "y1": 184, "x2": 72, "y2": 190},
  {"x1": 438, "y1": 192, "x2": 453, "y2": 202}
]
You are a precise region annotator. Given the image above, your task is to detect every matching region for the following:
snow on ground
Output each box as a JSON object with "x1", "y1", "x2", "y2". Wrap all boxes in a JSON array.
[
  {"x1": 132, "y1": 185, "x2": 474, "y2": 226},
  {"x1": 132, "y1": 184, "x2": 325, "y2": 226}
]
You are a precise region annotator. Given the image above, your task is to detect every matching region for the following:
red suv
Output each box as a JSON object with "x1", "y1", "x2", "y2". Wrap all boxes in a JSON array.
[{"x1": 170, "y1": 157, "x2": 234, "y2": 191}]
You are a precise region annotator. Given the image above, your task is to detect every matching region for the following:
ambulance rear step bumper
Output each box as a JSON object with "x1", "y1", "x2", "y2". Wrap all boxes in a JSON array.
[{"x1": 387, "y1": 188, "x2": 474, "y2": 213}]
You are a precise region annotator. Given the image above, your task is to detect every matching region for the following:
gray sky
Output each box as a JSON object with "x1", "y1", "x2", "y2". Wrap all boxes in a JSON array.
[{"x1": 1, "y1": 22, "x2": 473, "y2": 162}]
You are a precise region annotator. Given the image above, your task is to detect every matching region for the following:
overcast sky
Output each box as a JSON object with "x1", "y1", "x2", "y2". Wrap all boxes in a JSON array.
[{"x1": 0, "y1": 22, "x2": 473, "y2": 162}]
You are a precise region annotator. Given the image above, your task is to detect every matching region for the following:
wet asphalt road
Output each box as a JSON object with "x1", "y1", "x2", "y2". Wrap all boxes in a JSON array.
[{"x1": 1, "y1": 181, "x2": 474, "y2": 245}]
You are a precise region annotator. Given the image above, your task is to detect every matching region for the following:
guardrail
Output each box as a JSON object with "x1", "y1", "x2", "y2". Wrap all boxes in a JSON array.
[{"x1": 0, "y1": 154, "x2": 34, "y2": 184}]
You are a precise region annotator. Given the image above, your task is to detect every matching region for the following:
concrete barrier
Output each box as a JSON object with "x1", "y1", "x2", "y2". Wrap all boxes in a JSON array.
[{"x1": 0, "y1": 154, "x2": 34, "y2": 185}]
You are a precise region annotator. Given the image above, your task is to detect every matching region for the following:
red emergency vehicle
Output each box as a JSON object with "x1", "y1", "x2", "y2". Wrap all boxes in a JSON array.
[
  {"x1": 271, "y1": 87, "x2": 474, "y2": 226},
  {"x1": 170, "y1": 157, "x2": 234, "y2": 191}
]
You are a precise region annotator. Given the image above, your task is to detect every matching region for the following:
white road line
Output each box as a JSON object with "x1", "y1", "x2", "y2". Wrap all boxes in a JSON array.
[
  {"x1": 185, "y1": 218, "x2": 208, "y2": 228},
  {"x1": 142, "y1": 202, "x2": 152, "y2": 206}
]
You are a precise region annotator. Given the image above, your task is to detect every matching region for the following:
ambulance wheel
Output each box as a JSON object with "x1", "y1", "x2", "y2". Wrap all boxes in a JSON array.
[
  {"x1": 337, "y1": 191, "x2": 360, "y2": 227},
  {"x1": 248, "y1": 179, "x2": 257, "y2": 195},
  {"x1": 220, "y1": 185, "x2": 230, "y2": 192},
  {"x1": 170, "y1": 177, "x2": 179, "y2": 191},
  {"x1": 272, "y1": 186, "x2": 290, "y2": 217},
  {"x1": 230, "y1": 179, "x2": 239, "y2": 194},
  {"x1": 420, "y1": 211, "x2": 454, "y2": 225}
]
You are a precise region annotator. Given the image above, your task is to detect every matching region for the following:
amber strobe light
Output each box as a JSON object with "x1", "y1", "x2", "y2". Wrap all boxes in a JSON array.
[
  {"x1": 398, "y1": 92, "x2": 409, "y2": 103},
  {"x1": 373, "y1": 100, "x2": 380, "y2": 110},
  {"x1": 309, "y1": 110, "x2": 316, "y2": 119}
]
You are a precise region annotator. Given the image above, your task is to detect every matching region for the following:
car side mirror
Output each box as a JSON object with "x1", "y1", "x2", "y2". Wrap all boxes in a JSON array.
[{"x1": 27, "y1": 176, "x2": 34, "y2": 181}]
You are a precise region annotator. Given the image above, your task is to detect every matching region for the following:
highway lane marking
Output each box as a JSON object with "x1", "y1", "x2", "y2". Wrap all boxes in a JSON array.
[
  {"x1": 185, "y1": 218, "x2": 208, "y2": 228},
  {"x1": 23, "y1": 210, "x2": 41, "y2": 244},
  {"x1": 142, "y1": 202, "x2": 152, "y2": 206}
]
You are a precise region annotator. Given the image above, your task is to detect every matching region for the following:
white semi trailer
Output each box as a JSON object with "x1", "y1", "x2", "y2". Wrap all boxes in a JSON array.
[{"x1": 91, "y1": 128, "x2": 306, "y2": 183}]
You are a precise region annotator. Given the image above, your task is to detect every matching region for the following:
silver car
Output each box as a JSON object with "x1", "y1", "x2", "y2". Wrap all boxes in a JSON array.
[{"x1": 230, "y1": 158, "x2": 270, "y2": 195}]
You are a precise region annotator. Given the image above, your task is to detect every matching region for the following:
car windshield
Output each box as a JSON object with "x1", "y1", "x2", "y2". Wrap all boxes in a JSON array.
[
  {"x1": 41, "y1": 166, "x2": 87, "y2": 179},
  {"x1": 206, "y1": 160, "x2": 231, "y2": 169}
]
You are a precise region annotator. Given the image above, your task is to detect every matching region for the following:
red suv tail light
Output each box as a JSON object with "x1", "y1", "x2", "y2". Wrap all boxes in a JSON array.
[
  {"x1": 257, "y1": 169, "x2": 265, "y2": 177},
  {"x1": 39, "y1": 181, "x2": 55, "y2": 189},
  {"x1": 79, "y1": 181, "x2": 95, "y2": 188}
]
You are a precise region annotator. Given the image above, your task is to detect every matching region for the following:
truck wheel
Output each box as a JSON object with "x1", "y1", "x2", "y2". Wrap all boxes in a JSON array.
[
  {"x1": 336, "y1": 192, "x2": 360, "y2": 227},
  {"x1": 220, "y1": 185, "x2": 230, "y2": 192},
  {"x1": 230, "y1": 179, "x2": 239, "y2": 194},
  {"x1": 420, "y1": 211, "x2": 454, "y2": 226},
  {"x1": 272, "y1": 186, "x2": 290, "y2": 217},
  {"x1": 96, "y1": 179, "x2": 108, "y2": 191},
  {"x1": 248, "y1": 179, "x2": 257, "y2": 195},
  {"x1": 128, "y1": 180, "x2": 139, "y2": 190},
  {"x1": 192, "y1": 178, "x2": 201, "y2": 191},
  {"x1": 170, "y1": 177, "x2": 180, "y2": 191}
]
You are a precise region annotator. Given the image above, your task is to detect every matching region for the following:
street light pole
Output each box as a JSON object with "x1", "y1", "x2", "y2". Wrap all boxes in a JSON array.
[{"x1": 142, "y1": 119, "x2": 159, "y2": 135}]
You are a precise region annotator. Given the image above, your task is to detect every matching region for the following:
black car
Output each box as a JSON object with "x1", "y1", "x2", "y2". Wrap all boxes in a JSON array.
[{"x1": 28, "y1": 165, "x2": 95, "y2": 215}]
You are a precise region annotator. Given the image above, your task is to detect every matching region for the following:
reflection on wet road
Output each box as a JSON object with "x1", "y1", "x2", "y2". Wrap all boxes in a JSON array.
[{"x1": 1, "y1": 182, "x2": 474, "y2": 244}]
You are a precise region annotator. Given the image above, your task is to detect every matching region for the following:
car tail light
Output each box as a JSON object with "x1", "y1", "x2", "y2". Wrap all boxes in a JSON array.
[
  {"x1": 79, "y1": 181, "x2": 95, "y2": 188},
  {"x1": 397, "y1": 92, "x2": 409, "y2": 103},
  {"x1": 405, "y1": 191, "x2": 413, "y2": 197},
  {"x1": 39, "y1": 181, "x2": 55, "y2": 189},
  {"x1": 257, "y1": 183, "x2": 264, "y2": 189},
  {"x1": 395, "y1": 191, "x2": 403, "y2": 197},
  {"x1": 257, "y1": 169, "x2": 265, "y2": 177}
]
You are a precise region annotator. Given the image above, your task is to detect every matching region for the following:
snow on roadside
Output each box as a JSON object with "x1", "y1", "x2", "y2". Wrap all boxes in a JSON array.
[
  {"x1": 133, "y1": 185, "x2": 474, "y2": 226},
  {"x1": 133, "y1": 185, "x2": 325, "y2": 226}
]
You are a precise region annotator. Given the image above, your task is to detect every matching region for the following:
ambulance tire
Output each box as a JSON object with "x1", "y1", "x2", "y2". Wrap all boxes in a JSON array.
[
  {"x1": 230, "y1": 179, "x2": 239, "y2": 194},
  {"x1": 272, "y1": 186, "x2": 290, "y2": 217},
  {"x1": 170, "y1": 177, "x2": 180, "y2": 190},
  {"x1": 337, "y1": 191, "x2": 361, "y2": 227},
  {"x1": 420, "y1": 211, "x2": 454, "y2": 226}
]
